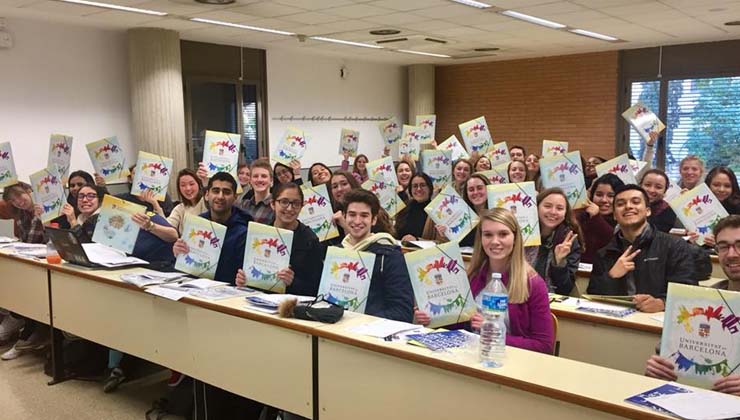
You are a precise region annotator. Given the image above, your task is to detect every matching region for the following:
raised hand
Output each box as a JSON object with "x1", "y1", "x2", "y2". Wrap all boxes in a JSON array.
[
  {"x1": 553, "y1": 231, "x2": 577, "y2": 266},
  {"x1": 94, "y1": 173, "x2": 106, "y2": 187},
  {"x1": 277, "y1": 267, "x2": 295, "y2": 287},
  {"x1": 196, "y1": 162, "x2": 208, "y2": 185},
  {"x1": 584, "y1": 198, "x2": 599, "y2": 217},
  {"x1": 608, "y1": 245, "x2": 641, "y2": 278},
  {"x1": 61, "y1": 203, "x2": 77, "y2": 225},
  {"x1": 290, "y1": 160, "x2": 302, "y2": 178}
]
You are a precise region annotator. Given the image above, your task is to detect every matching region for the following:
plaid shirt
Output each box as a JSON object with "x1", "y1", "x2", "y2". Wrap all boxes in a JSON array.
[
  {"x1": 16, "y1": 209, "x2": 46, "y2": 244},
  {"x1": 241, "y1": 194, "x2": 274, "y2": 225}
]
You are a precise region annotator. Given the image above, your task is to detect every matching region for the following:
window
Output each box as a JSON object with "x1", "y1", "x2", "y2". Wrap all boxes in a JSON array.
[{"x1": 628, "y1": 76, "x2": 740, "y2": 181}]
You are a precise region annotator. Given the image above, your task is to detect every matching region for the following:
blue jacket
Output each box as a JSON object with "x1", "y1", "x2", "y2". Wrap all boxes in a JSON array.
[
  {"x1": 200, "y1": 206, "x2": 252, "y2": 285},
  {"x1": 362, "y1": 241, "x2": 414, "y2": 322},
  {"x1": 131, "y1": 214, "x2": 176, "y2": 268}
]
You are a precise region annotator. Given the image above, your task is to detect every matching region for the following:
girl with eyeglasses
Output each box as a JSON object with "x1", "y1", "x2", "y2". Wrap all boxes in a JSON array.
[
  {"x1": 395, "y1": 173, "x2": 433, "y2": 242},
  {"x1": 236, "y1": 182, "x2": 323, "y2": 297}
]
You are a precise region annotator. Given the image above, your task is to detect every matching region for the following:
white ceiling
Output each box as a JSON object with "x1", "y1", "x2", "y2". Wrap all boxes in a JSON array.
[{"x1": 2, "y1": 0, "x2": 740, "y2": 64}]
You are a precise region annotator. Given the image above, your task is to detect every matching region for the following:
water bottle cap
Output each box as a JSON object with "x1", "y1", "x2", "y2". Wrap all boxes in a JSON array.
[{"x1": 491, "y1": 272, "x2": 502, "y2": 280}]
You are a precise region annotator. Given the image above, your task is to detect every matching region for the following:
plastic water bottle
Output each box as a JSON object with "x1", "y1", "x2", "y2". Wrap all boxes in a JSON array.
[{"x1": 479, "y1": 272, "x2": 507, "y2": 368}]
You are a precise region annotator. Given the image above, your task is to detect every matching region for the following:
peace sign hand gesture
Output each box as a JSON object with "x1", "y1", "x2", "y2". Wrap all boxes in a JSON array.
[
  {"x1": 554, "y1": 231, "x2": 577, "y2": 266},
  {"x1": 608, "y1": 245, "x2": 641, "y2": 278}
]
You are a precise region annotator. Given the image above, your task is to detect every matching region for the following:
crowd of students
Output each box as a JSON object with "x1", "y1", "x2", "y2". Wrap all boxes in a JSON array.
[{"x1": 0, "y1": 140, "x2": 739, "y2": 418}]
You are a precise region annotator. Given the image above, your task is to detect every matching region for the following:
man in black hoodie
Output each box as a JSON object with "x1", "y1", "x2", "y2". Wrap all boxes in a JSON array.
[
  {"x1": 340, "y1": 189, "x2": 414, "y2": 322},
  {"x1": 588, "y1": 185, "x2": 698, "y2": 312}
]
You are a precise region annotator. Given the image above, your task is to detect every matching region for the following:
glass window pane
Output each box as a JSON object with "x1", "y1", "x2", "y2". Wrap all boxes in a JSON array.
[
  {"x1": 242, "y1": 84, "x2": 258, "y2": 162},
  {"x1": 628, "y1": 81, "x2": 660, "y2": 165},
  {"x1": 189, "y1": 82, "x2": 238, "y2": 165},
  {"x1": 665, "y1": 76, "x2": 740, "y2": 181}
]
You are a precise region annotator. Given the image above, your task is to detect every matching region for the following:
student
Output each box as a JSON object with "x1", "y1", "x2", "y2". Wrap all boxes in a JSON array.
[
  {"x1": 236, "y1": 183, "x2": 323, "y2": 297},
  {"x1": 705, "y1": 166, "x2": 740, "y2": 215},
  {"x1": 677, "y1": 155, "x2": 705, "y2": 191},
  {"x1": 525, "y1": 154, "x2": 541, "y2": 183},
  {"x1": 644, "y1": 215, "x2": 740, "y2": 396},
  {"x1": 395, "y1": 159, "x2": 415, "y2": 203},
  {"x1": 339, "y1": 189, "x2": 414, "y2": 322},
  {"x1": 508, "y1": 160, "x2": 527, "y2": 183},
  {"x1": 167, "y1": 168, "x2": 208, "y2": 234},
  {"x1": 236, "y1": 163, "x2": 252, "y2": 202},
  {"x1": 328, "y1": 171, "x2": 360, "y2": 239},
  {"x1": 350, "y1": 153, "x2": 369, "y2": 183},
  {"x1": 308, "y1": 162, "x2": 332, "y2": 186},
  {"x1": 273, "y1": 160, "x2": 303, "y2": 188},
  {"x1": 509, "y1": 145, "x2": 526, "y2": 162},
  {"x1": 0, "y1": 183, "x2": 47, "y2": 360},
  {"x1": 417, "y1": 208, "x2": 554, "y2": 354},
  {"x1": 112, "y1": 164, "x2": 175, "y2": 217},
  {"x1": 473, "y1": 155, "x2": 492, "y2": 172},
  {"x1": 588, "y1": 185, "x2": 698, "y2": 312},
  {"x1": 173, "y1": 172, "x2": 251, "y2": 284},
  {"x1": 584, "y1": 156, "x2": 606, "y2": 189},
  {"x1": 576, "y1": 173, "x2": 624, "y2": 263},
  {"x1": 525, "y1": 188, "x2": 583, "y2": 296},
  {"x1": 240, "y1": 159, "x2": 274, "y2": 225},
  {"x1": 452, "y1": 158, "x2": 473, "y2": 195},
  {"x1": 423, "y1": 173, "x2": 489, "y2": 248},
  {"x1": 395, "y1": 173, "x2": 433, "y2": 241},
  {"x1": 640, "y1": 169, "x2": 677, "y2": 233}
]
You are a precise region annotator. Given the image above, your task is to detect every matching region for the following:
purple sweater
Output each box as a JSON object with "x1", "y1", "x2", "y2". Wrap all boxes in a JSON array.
[{"x1": 469, "y1": 264, "x2": 555, "y2": 354}]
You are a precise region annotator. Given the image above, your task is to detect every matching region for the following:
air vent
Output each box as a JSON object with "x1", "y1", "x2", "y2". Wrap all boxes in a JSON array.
[
  {"x1": 370, "y1": 29, "x2": 401, "y2": 36},
  {"x1": 474, "y1": 47, "x2": 500, "y2": 52},
  {"x1": 376, "y1": 38, "x2": 408, "y2": 44},
  {"x1": 424, "y1": 38, "x2": 447, "y2": 44}
]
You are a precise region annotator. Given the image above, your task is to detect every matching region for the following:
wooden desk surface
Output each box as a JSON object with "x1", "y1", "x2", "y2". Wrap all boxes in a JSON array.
[{"x1": 316, "y1": 312, "x2": 673, "y2": 420}]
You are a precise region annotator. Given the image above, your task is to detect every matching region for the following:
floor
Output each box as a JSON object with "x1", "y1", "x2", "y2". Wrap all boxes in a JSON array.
[{"x1": 0, "y1": 340, "x2": 179, "y2": 420}]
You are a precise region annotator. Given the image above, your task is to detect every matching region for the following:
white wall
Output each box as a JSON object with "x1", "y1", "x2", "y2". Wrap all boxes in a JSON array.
[
  {"x1": 266, "y1": 49, "x2": 407, "y2": 167},
  {"x1": 0, "y1": 17, "x2": 134, "y2": 182}
]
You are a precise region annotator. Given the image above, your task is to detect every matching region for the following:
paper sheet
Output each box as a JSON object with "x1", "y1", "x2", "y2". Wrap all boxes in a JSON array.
[
  {"x1": 146, "y1": 286, "x2": 190, "y2": 301},
  {"x1": 347, "y1": 319, "x2": 423, "y2": 338},
  {"x1": 81, "y1": 243, "x2": 148, "y2": 267},
  {"x1": 646, "y1": 385, "x2": 740, "y2": 420}
]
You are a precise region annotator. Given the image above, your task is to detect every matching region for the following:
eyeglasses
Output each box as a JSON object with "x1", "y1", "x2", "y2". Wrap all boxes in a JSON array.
[
  {"x1": 276, "y1": 199, "x2": 302, "y2": 209},
  {"x1": 78, "y1": 193, "x2": 98, "y2": 201},
  {"x1": 716, "y1": 240, "x2": 740, "y2": 255},
  {"x1": 411, "y1": 183, "x2": 429, "y2": 190}
]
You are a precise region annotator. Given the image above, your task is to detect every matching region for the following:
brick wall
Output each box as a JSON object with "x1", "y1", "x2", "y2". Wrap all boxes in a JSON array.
[{"x1": 435, "y1": 51, "x2": 619, "y2": 160}]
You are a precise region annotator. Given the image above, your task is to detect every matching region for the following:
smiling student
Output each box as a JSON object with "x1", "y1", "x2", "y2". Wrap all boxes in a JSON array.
[
  {"x1": 576, "y1": 173, "x2": 624, "y2": 263},
  {"x1": 340, "y1": 189, "x2": 413, "y2": 322},
  {"x1": 167, "y1": 169, "x2": 208, "y2": 234},
  {"x1": 588, "y1": 185, "x2": 698, "y2": 312},
  {"x1": 240, "y1": 159, "x2": 274, "y2": 225},
  {"x1": 236, "y1": 182, "x2": 323, "y2": 296},
  {"x1": 507, "y1": 160, "x2": 527, "y2": 183},
  {"x1": 640, "y1": 169, "x2": 677, "y2": 233},
  {"x1": 705, "y1": 166, "x2": 740, "y2": 215}
]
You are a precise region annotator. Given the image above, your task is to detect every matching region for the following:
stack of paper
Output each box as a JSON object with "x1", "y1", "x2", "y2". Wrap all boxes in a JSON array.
[
  {"x1": 576, "y1": 300, "x2": 636, "y2": 318},
  {"x1": 627, "y1": 383, "x2": 740, "y2": 420},
  {"x1": 120, "y1": 271, "x2": 186, "y2": 288},
  {"x1": 406, "y1": 330, "x2": 473, "y2": 351},
  {"x1": 245, "y1": 294, "x2": 315, "y2": 314},
  {"x1": 81, "y1": 243, "x2": 148, "y2": 267},
  {"x1": 189, "y1": 286, "x2": 253, "y2": 301},
  {"x1": 346, "y1": 319, "x2": 422, "y2": 339}
]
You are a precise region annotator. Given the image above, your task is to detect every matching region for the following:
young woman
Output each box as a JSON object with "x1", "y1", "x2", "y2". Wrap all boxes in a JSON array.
[
  {"x1": 236, "y1": 183, "x2": 323, "y2": 297},
  {"x1": 706, "y1": 166, "x2": 740, "y2": 215},
  {"x1": 640, "y1": 169, "x2": 677, "y2": 232},
  {"x1": 678, "y1": 155, "x2": 705, "y2": 191},
  {"x1": 167, "y1": 169, "x2": 208, "y2": 234},
  {"x1": 395, "y1": 173, "x2": 433, "y2": 241},
  {"x1": 415, "y1": 208, "x2": 554, "y2": 354},
  {"x1": 473, "y1": 155, "x2": 492, "y2": 172},
  {"x1": 584, "y1": 156, "x2": 606, "y2": 189},
  {"x1": 452, "y1": 159, "x2": 473, "y2": 194},
  {"x1": 351, "y1": 154, "x2": 369, "y2": 183},
  {"x1": 50, "y1": 170, "x2": 102, "y2": 228},
  {"x1": 507, "y1": 160, "x2": 527, "y2": 183},
  {"x1": 525, "y1": 188, "x2": 583, "y2": 296},
  {"x1": 525, "y1": 154, "x2": 540, "y2": 182},
  {"x1": 576, "y1": 174, "x2": 624, "y2": 263},
  {"x1": 395, "y1": 159, "x2": 415, "y2": 203},
  {"x1": 273, "y1": 160, "x2": 303, "y2": 187},
  {"x1": 308, "y1": 162, "x2": 333, "y2": 186},
  {"x1": 423, "y1": 173, "x2": 489, "y2": 247}
]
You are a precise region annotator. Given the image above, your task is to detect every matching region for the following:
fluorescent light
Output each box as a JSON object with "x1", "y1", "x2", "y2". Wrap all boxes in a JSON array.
[
  {"x1": 59, "y1": 0, "x2": 167, "y2": 16},
  {"x1": 190, "y1": 18, "x2": 295, "y2": 36},
  {"x1": 397, "y1": 49, "x2": 451, "y2": 58},
  {"x1": 569, "y1": 28, "x2": 619, "y2": 42},
  {"x1": 310, "y1": 36, "x2": 383, "y2": 49},
  {"x1": 500, "y1": 10, "x2": 566, "y2": 29},
  {"x1": 449, "y1": 0, "x2": 492, "y2": 9}
]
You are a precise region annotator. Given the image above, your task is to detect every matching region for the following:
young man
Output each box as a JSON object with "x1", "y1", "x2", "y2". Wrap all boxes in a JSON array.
[
  {"x1": 239, "y1": 159, "x2": 274, "y2": 225},
  {"x1": 588, "y1": 185, "x2": 699, "y2": 312},
  {"x1": 340, "y1": 189, "x2": 414, "y2": 322},
  {"x1": 173, "y1": 172, "x2": 251, "y2": 285},
  {"x1": 0, "y1": 183, "x2": 48, "y2": 359},
  {"x1": 645, "y1": 215, "x2": 740, "y2": 395},
  {"x1": 509, "y1": 145, "x2": 526, "y2": 162}
]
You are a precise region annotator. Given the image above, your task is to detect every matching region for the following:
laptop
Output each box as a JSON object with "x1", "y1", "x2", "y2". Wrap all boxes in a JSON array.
[{"x1": 46, "y1": 226, "x2": 146, "y2": 269}]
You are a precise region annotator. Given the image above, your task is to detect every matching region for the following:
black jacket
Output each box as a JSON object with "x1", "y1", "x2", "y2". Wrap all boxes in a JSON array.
[
  {"x1": 394, "y1": 199, "x2": 430, "y2": 240},
  {"x1": 648, "y1": 200, "x2": 677, "y2": 233},
  {"x1": 364, "y1": 242, "x2": 414, "y2": 322},
  {"x1": 588, "y1": 224, "x2": 699, "y2": 299},
  {"x1": 285, "y1": 221, "x2": 323, "y2": 297},
  {"x1": 528, "y1": 224, "x2": 581, "y2": 296}
]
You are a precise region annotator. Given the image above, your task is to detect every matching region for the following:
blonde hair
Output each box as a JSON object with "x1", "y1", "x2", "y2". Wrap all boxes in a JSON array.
[
  {"x1": 679, "y1": 155, "x2": 705, "y2": 172},
  {"x1": 466, "y1": 208, "x2": 533, "y2": 304}
]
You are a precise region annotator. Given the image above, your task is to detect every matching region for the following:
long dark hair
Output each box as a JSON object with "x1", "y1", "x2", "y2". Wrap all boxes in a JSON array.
[
  {"x1": 706, "y1": 166, "x2": 740, "y2": 209},
  {"x1": 589, "y1": 173, "x2": 625, "y2": 201},
  {"x1": 308, "y1": 162, "x2": 332, "y2": 186},
  {"x1": 406, "y1": 173, "x2": 433, "y2": 202},
  {"x1": 176, "y1": 169, "x2": 204, "y2": 207},
  {"x1": 329, "y1": 170, "x2": 361, "y2": 212}
]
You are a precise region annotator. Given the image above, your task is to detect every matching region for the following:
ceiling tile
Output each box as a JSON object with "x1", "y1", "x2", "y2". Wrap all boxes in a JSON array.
[
  {"x1": 188, "y1": 10, "x2": 258, "y2": 23},
  {"x1": 22, "y1": 0, "x2": 103, "y2": 16},
  {"x1": 84, "y1": 9, "x2": 161, "y2": 25},
  {"x1": 412, "y1": 4, "x2": 483, "y2": 19},
  {"x1": 228, "y1": 2, "x2": 306, "y2": 18},
  {"x1": 516, "y1": 1, "x2": 588, "y2": 16},
  {"x1": 3, "y1": 0, "x2": 48, "y2": 6},
  {"x1": 366, "y1": 0, "x2": 449, "y2": 12},
  {"x1": 138, "y1": 17, "x2": 204, "y2": 31},
  {"x1": 273, "y1": 0, "x2": 355, "y2": 10},
  {"x1": 279, "y1": 11, "x2": 342, "y2": 25},
  {"x1": 363, "y1": 12, "x2": 430, "y2": 25},
  {"x1": 491, "y1": 0, "x2": 563, "y2": 8},
  {"x1": 310, "y1": 19, "x2": 377, "y2": 34},
  {"x1": 323, "y1": 4, "x2": 390, "y2": 18},
  {"x1": 403, "y1": 19, "x2": 459, "y2": 32},
  {"x1": 570, "y1": 0, "x2": 644, "y2": 6},
  {"x1": 545, "y1": 9, "x2": 612, "y2": 26},
  {"x1": 133, "y1": 0, "x2": 211, "y2": 15}
]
